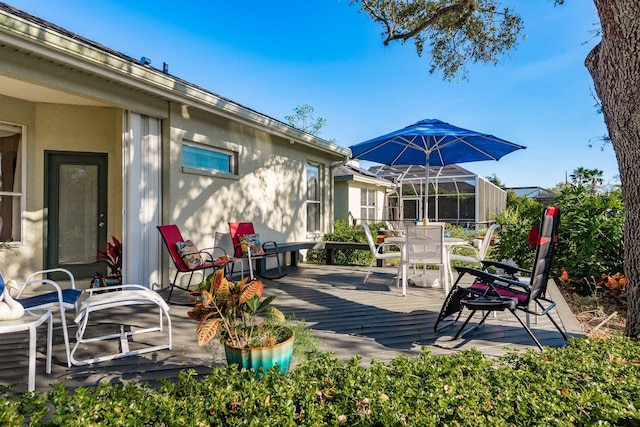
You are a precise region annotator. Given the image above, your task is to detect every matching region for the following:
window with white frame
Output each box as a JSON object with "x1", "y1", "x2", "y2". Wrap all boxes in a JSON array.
[
  {"x1": 182, "y1": 140, "x2": 238, "y2": 176},
  {"x1": 306, "y1": 163, "x2": 321, "y2": 233},
  {"x1": 0, "y1": 122, "x2": 23, "y2": 243},
  {"x1": 361, "y1": 188, "x2": 376, "y2": 223}
]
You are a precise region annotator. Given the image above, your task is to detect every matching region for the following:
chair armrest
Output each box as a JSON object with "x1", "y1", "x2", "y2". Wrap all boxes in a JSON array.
[
  {"x1": 13, "y1": 278, "x2": 66, "y2": 304},
  {"x1": 377, "y1": 241, "x2": 402, "y2": 252},
  {"x1": 480, "y1": 260, "x2": 531, "y2": 276},
  {"x1": 178, "y1": 247, "x2": 215, "y2": 265},
  {"x1": 209, "y1": 246, "x2": 230, "y2": 260},
  {"x1": 456, "y1": 266, "x2": 531, "y2": 295},
  {"x1": 261, "y1": 240, "x2": 279, "y2": 252},
  {"x1": 451, "y1": 243, "x2": 479, "y2": 256},
  {"x1": 84, "y1": 284, "x2": 150, "y2": 297},
  {"x1": 24, "y1": 268, "x2": 76, "y2": 289}
]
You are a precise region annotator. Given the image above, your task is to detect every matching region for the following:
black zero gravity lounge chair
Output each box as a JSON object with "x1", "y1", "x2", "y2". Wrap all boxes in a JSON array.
[{"x1": 433, "y1": 206, "x2": 568, "y2": 350}]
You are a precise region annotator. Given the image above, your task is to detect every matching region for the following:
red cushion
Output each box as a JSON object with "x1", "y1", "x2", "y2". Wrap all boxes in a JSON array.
[
  {"x1": 470, "y1": 283, "x2": 527, "y2": 304},
  {"x1": 528, "y1": 225, "x2": 539, "y2": 249}
]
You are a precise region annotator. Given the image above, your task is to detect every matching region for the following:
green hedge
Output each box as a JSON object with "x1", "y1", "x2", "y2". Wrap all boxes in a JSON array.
[
  {"x1": 493, "y1": 186, "x2": 624, "y2": 296},
  {"x1": 306, "y1": 220, "x2": 389, "y2": 266},
  {"x1": 3, "y1": 336, "x2": 640, "y2": 425}
]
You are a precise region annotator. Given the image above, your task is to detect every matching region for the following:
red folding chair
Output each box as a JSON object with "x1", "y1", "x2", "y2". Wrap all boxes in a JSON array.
[
  {"x1": 157, "y1": 224, "x2": 232, "y2": 301},
  {"x1": 228, "y1": 222, "x2": 286, "y2": 280}
]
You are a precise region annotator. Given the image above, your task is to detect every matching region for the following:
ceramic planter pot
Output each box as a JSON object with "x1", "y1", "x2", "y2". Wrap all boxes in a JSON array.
[{"x1": 224, "y1": 328, "x2": 294, "y2": 374}]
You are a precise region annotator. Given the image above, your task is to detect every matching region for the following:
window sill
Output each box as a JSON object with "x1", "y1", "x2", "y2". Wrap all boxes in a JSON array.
[{"x1": 182, "y1": 166, "x2": 239, "y2": 180}]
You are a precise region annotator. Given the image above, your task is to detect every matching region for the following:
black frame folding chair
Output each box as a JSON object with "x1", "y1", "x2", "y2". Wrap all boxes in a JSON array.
[{"x1": 434, "y1": 206, "x2": 568, "y2": 350}]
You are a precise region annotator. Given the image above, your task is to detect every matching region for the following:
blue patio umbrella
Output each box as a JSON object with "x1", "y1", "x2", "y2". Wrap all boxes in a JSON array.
[{"x1": 349, "y1": 119, "x2": 526, "y2": 219}]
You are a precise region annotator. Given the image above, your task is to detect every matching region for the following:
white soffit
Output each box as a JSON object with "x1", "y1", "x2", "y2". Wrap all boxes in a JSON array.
[{"x1": 0, "y1": 73, "x2": 108, "y2": 106}]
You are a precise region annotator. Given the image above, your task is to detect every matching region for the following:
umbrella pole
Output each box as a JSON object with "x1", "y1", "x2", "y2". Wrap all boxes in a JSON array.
[{"x1": 424, "y1": 152, "x2": 430, "y2": 222}]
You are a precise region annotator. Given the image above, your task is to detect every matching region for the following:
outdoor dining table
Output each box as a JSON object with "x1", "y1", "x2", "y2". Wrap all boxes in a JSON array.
[{"x1": 386, "y1": 235, "x2": 468, "y2": 296}]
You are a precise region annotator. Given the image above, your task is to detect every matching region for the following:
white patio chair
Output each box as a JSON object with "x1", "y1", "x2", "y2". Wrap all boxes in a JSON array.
[
  {"x1": 361, "y1": 223, "x2": 402, "y2": 287},
  {"x1": 406, "y1": 223, "x2": 447, "y2": 293},
  {"x1": 11, "y1": 268, "x2": 81, "y2": 368},
  {"x1": 449, "y1": 223, "x2": 499, "y2": 283}
]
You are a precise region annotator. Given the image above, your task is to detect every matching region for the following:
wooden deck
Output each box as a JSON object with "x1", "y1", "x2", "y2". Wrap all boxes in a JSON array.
[{"x1": 0, "y1": 263, "x2": 584, "y2": 393}]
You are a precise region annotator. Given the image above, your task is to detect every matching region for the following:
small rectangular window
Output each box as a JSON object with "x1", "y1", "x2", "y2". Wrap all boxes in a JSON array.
[
  {"x1": 182, "y1": 140, "x2": 237, "y2": 176},
  {"x1": 360, "y1": 188, "x2": 376, "y2": 223}
]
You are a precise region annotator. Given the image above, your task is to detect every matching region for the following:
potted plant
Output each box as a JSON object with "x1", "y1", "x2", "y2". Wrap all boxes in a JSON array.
[
  {"x1": 96, "y1": 236, "x2": 122, "y2": 286},
  {"x1": 187, "y1": 269, "x2": 294, "y2": 374}
]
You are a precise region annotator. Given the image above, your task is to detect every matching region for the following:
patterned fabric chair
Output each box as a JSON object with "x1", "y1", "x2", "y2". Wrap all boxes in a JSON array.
[
  {"x1": 228, "y1": 222, "x2": 285, "y2": 280},
  {"x1": 157, "y1": 224, "x2": 232, "y2": 301}
]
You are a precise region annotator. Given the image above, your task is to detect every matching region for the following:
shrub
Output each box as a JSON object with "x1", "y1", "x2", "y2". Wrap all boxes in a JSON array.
[
  {"x1": 4, "y1": 337, "x2": 640, "y2": 425},
  {"x1": 492, "y1": 194, "x2": 543, "y2": 269},
  {"x1": 307, "y1": 220, "x2": 388, "y2": 266},
  {"x1": 553, "y1": 185, "x2": 624, "y2": 295},
  {"x1": 492, "y1": 187, "x2": 624, "y2": 296}
]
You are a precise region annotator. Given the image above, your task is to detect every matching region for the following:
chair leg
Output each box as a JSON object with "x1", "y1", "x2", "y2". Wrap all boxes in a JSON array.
[
  {"x1": 58, "y1": 306, "x2": 72, "y2": 368},
  {"x1": 453, "y1": 310, "x2": 477, "y2": 339},
  {"x1": 363, "y1": 258, "x2": 376, "y2": 284},
  {"x1": 508, "y1": 308, "x2": 543, "y2": 350},
  {"x1": 454, "y1": 310, "x2": 492, "y2": 340},
  {"x1": 534, "y1": 300, "x2": 569, "y2": 343},
  {"x1": 166, "y1": 270, "x2": 197, "y2": 302},
  {"x1": 167, "y1": 270, "x2": 180, "y2": 301}
]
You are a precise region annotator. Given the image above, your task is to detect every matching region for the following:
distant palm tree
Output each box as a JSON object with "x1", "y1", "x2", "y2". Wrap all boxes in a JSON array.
[
  {"x1": 570, "y1": 167, "x2": 603, "y2": 194},
  {"x1": 586, "y1": 169, "x2": 604, "y2": 195},
  {"x1": 570, "y1": 167, "x2": 589, "y2": 187}
]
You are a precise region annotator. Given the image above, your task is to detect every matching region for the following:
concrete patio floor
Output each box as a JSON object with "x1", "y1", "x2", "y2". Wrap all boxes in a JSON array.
[{"x1": 0, "y1": 262, "x2": 584, "y2": 393}]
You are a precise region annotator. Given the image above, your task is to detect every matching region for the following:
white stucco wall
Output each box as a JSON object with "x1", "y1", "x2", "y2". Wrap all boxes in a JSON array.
[{"x1": 166, "y1": 105, "x2": 335, "y2": 250}]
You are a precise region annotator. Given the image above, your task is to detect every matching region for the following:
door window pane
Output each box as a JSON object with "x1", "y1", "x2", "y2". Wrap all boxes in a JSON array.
[{"x1": 58, "y1": 165, "x2": 98, "y2": 264}]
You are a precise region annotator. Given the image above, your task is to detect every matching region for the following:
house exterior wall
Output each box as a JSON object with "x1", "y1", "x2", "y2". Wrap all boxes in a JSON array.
[
  {"x1": 334, "y1": 182, "x2": 350, "y2": 223},
  {"x1": 165, "y1": 104, "x2": 336, "y2": 249},
  {"x1": 0, "y1": 95, "x2": 124, "y2": 277}
]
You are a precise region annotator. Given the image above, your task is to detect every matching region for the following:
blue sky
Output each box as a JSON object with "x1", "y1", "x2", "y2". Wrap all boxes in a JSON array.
[{"x1": 8, "y1": 0, "x2": 617, "y2": 189}]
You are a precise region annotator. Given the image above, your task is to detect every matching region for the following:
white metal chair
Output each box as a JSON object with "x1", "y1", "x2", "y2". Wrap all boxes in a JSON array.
[
  {"x1": 449, "y1": 223, "x2": 499, "y2": 284},
  {"x1": 70, "y1": 284, "x2": 172, "y2": 366},
  {"x1": 11, "y1": 268, "x2": 81, "y2": 368},
  {"x1": 406, "y1": 223, "x2": 447, "y2": 292},
  {"x1": 450, "y1": 223, "x2": 499, "y2": 264},
  {"x1": 361, "y1": 223, "x2": 402, "y2": 287}
]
